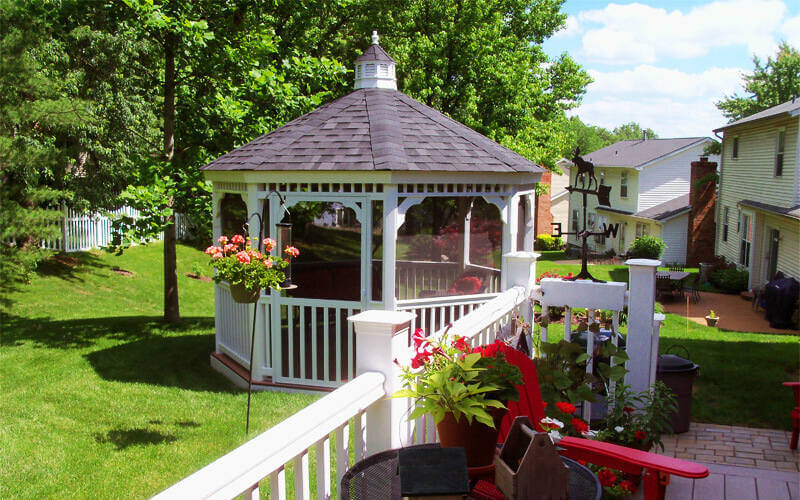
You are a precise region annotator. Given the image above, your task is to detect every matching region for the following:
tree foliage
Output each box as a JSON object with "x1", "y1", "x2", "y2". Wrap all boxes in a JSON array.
[
  {"x1": 716, "y1": 42, "x2": 800, "y2": 122},
  {"x1": 561, "y1": 116, "x2": 659, "y2": 160}
]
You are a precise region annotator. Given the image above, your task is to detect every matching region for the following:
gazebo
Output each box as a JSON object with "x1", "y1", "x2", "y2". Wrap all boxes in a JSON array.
[{"x1": 202, "y1": 33, "x2": 545, "y2": 390}]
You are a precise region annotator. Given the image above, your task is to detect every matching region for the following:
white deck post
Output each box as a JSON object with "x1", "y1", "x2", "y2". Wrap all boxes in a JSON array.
[
  {"x1": 383, "y1": 185, "x2": 399, "y2": 311},
  {"x1": 625, "y1": 258, "x2": 660, "y2": 393},
  {"x1": 349, "y1": 310, "x2": 415, "y2": 455},
  {"x1": 501, "y1": 251, "x2": 538, "y2": 322}
]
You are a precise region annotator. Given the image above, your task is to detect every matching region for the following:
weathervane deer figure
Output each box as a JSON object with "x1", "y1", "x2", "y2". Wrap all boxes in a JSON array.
[{"x1": 572, "y1": 147, "x2": 598, "y2": 190}]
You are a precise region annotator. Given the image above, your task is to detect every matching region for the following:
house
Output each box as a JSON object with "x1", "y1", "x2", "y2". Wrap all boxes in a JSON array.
[
  {"x1": 200, "y1": 33, "x2": 545, "y2": 390},
  {"x1": 549, "y1": 159, "x2": 572, "y2": 241},
  {"x1": 567, "y1": 137, "x2": 718, "y2": 265},
  {"x1": 713, "y1": 98, "x2": 800, "y2": 290}
]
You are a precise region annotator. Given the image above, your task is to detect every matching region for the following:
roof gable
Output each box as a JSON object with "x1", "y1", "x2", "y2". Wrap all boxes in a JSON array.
[
  {"x1": 713, "y1": 99, "x2": 800, "y2": 132},
  {"x1": 202, "y1": 89, "x2": 544, "y2": 174}
]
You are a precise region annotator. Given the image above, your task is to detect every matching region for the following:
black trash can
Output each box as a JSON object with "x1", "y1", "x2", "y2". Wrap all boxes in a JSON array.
[{"x1": 656, "y1": 353, "x2": 699, "y2": 434}]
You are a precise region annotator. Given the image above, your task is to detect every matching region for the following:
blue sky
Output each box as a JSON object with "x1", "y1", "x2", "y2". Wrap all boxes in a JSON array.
[{"x1": 543, "y1": 0, "x2": 800, "y2": 137}]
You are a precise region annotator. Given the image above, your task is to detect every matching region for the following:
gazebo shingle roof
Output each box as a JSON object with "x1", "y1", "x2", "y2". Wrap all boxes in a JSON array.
[
  {"x1": 354, "y1": 44, "x2": 396, "y2": 63},
  {"x1": 202, "y1": 89, "x2": 543, "y2": 174}
]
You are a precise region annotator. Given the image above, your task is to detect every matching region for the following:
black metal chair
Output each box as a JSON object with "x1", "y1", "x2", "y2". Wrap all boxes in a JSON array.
[
  {"x1": 656, "y1": 275, "x2": 674, "y2": 302},
  {"x1": 684, "y1": 274, "x2": 701, "y2": 304},
  {"x1": 669, "y1": 262, "x2": 685, "y2": 272}
]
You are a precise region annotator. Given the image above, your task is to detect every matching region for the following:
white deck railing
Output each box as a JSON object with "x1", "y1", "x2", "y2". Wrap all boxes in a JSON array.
[
  {"x1": 153, "y1": 372, "x2": 386, "y2": 500},
  {"x1": 397, "y1": 292, "x2": 499, "y2": 335}
]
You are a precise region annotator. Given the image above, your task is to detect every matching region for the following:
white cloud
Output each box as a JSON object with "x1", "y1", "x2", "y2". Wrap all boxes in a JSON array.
[
  {"x1": 587, "y1": 65, "x2": 744, "y2": 99},
  {"x1": 577, "y1": 0, "x2": 787, "y2": 64},
  {"x1": 552, "y1": 16, "x2": 582, "y2": 39},
  {"x1": 780, "y1": 15, "x2": 800, "y2": 48},
  {"x1": 574, "y1": 65, "x2": 748, "y2": 137}
]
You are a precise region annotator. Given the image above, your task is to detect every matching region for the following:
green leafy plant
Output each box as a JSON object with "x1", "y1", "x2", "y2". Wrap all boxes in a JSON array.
[
  {"x1": 627, "y1": 236, "x2": 666, "y2": 259},
  {"x1": 535, "y1": 234, "x2": 564, "y2": 251},
  {"x1": 707, "y1": 310, "x2": 717, "y2": 319},
  {"x1": 709, "y1": 267, "x2": 748, "y2": 293},
  {"x1": 596, "y1": 382, "x2": 677, "y2": 452},
  {"x1": 393, "y1": 332, "x2": 522, "y2": 427},
  {"x1": 535, "y1": 338, "x2": 629, "y2": 407},
  {"x1": 206, "y1": 234, "x2": 296, "y2": 291}
]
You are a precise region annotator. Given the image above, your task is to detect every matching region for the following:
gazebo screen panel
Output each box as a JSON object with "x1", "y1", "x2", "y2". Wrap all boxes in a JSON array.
[
  {"x1": 396, "y1": 197, "x2": 502, "y2": 303},
  {"x1": 220, "y1": 193, "x2": 248, "y2": 237},
  {"x1": 283, "y1": 202, "x2": 363, "y2": 302}
]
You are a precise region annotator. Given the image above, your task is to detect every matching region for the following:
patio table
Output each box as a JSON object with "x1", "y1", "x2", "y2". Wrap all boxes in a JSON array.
[
  {"x1": 340, "y1": 444, "x2": 601, "y2": 500},
  {"x1": 657, "y1": 271, "x2": 691, "y2": 299}
]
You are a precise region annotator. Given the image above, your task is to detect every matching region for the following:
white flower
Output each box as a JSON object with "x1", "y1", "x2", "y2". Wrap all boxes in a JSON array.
[
  {"x1": 614, "y1": 426, "x2": 624, "y2": 433},
  {"x1": 540, "y1": 417, "x2": 565, "y2": 429},
  {"x1": 581, "y1": 430, "x2": 598, "y2": 439},
  {"x1": 548, "y1": 430, "x2": 563, "y2": 444}
]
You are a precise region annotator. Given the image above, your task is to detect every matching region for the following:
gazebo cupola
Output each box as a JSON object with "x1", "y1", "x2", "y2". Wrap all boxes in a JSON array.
[
  {"x1": 202, "y1": 33, "x2": 545, "y2": 391},
  {"x1": 354, "y1": 31, "x2": 397, "y2": 90}
]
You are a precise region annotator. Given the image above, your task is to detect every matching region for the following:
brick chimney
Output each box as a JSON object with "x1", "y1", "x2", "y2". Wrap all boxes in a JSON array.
[
  {"x1": 534, "y1": 170, "x2": 553, "y2": 238},
  {"x1": 686, "y1": 157, "x2": 717, "y2": 266}
]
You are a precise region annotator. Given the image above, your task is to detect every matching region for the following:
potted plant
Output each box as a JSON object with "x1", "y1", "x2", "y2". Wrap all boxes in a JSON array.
[
  {"x1": 595, "y1": 382, "x2": 677, "y2": 452},
  {"x1": 205, "y1": 234, "x2": 298, "y2": 303},
  {"x1": 393, "y1": 330, "x2": 523, "y2": 467},
  {"x1": 705, "y1": 309, "x2": 719, "y2": 327}
]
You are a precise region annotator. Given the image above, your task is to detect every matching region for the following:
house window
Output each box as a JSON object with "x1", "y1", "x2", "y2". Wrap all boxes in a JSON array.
[
  {"x1": 620, "y1": 172, "x2": 628, "y2": 198},
  {"x1": 775, "y1": 130, "x2": 785, "y2": 176},
  {"x1": 571, "y1": 209, "x2": 579, "y2": 232},
  {"x1": 594, "y1": 215, "x2": 606, "y2": 245},
  {"x1": 588, "y1": 212, "x2": 596, "y2": 231},
  {"x1": 635, "y1": 222, "x2": 649, "y2": 238},
  {"x1": 739, "y1": 213, "x2": 752, "y2": 267},
  {"x1": 732, "y1": 137, "x2": 739, "y2": 159},
  {"x1": 722, "y1": 206, "x2": 729, "y2": 242}
]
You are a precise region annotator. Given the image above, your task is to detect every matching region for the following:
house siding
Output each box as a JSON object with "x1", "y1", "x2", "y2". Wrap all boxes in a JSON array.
[
  {"x1": 661, "y1": 214, "x2": 688, "y2": 265},
  {"x1": 749, "y1": 212, "x2": 800, "y2": 288},
  {"x1": 716, "y1": 115, "x2": 799, "y2": 270},
  {"x1": 567, "y1": 167, "x2": 639, "y2": 248},
  {"x1": 637, "y1": 144, "x2": 713, "y2": 212}
]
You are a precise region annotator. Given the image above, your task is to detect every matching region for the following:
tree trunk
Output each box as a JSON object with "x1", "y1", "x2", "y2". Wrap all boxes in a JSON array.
[{"x1": 163, "y1": 33, "x2": 180, "y2": 323}]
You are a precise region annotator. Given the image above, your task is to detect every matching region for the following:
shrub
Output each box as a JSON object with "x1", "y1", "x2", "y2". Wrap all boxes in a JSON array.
[
  {"x1": 709, "y1": 267, "x2": 749, "y2": 293},
  {"x1": 535, "y1": 234, "x2": 564, "y2": 251},
  {"x1": 628, "y1": 236, "x2": 665, "y2": 259}
]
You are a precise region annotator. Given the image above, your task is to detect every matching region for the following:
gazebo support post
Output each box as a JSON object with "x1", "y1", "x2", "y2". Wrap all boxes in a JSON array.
[{"x1": 382, "y1": 185, "x2": 399, "y2": 311}]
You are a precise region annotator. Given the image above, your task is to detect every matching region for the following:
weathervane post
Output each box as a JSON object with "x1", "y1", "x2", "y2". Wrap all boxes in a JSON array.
[{"x1": 551, "y1": 148, "x2": 619, "y2": 283}]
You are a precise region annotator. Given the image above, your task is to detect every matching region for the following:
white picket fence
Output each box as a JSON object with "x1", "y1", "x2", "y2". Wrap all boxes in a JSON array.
[{"x1": 37, "y1": 206, "x2": 192, "y2": 252}]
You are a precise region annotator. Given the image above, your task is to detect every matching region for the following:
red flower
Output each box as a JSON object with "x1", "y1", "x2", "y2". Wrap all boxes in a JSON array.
[
  {"x1": 235, "y1": 251, "x2": 251, "y2": 264},
  {"x1": 635, "y1": 430, "x2": 647, "y2": 441},
  {"x1": 571, "y1": 417, "x2": 589, "y2": 434},
  {"x1": 555, "y1": 402, "x2": 577, "y2": 414},
  {"x1": 284, "y1": 245, "x2": 300, "y2": 258},
  {"x1": 453, "y1": 335, "x2": 471, "y2": 353},
  {"x1": 619, "y1": 480, "x2": 636, "y2": 493},
  {"x1": 597, "y1": 468, "x2": 617, "y2": 488},
  {"x1": 231, "y1": 234, "x2": 246, "y2": 245},
  {"x1": 262, "y1": 238, "x2": 276, "y2": 251},
  {"x1": 543, "y1": 402, "x2": 548, "y2": 408},
  {"x1": 623, "y1": 406, "x2": 634, "y2": 414}
]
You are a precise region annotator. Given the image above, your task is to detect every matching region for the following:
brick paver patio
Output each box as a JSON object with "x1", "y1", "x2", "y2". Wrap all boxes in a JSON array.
[
  {"x1": 625, "y1": 423, "x2": 800, "y2": 499},
  {"x1": 660, "y1": 423, "x2": 798, "y2": 472}
]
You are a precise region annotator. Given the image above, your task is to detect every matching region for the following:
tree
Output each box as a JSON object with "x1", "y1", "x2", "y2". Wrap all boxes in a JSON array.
[
  {"x1": 113, "y1": 0, "x2": 348, "y2": 322},
  {"x1": 716, "y1": 42, "x2": 800, "y2": 122},
  {"x1": 0, "y1": 1, "x2": 156, "y2": 300},
  {"x1": 561, "y1": 117, "x2": 659, "y2": 160}
]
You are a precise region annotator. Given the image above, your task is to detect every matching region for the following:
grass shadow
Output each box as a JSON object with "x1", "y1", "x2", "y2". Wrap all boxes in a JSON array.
[
  {"x1": 94, "y1": 428, "x2": 177, "y2": 450},
  {"x1": 84, "y1": 334, "x2": 239, "y2": 393},
  {"x1": 1, "y1": 315, "x2": 214, "y2": 349},
  {"x1": 536, "y1": 250, "x2": 570, "y2": 261},
  {"x1": 607, "y1": 267, "x2": 629, "y2": 283},
  {"x1": 36, "y1": 252, "x2": 109, "y2": 282}
]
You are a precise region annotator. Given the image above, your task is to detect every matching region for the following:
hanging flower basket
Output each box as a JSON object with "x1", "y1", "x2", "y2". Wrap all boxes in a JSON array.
[
  {"x1": 229, "y1": 283, "x2": 261, "y2": 303},
  {"x1": 205, "y1": 234, "x2": 299, "y2": 301}
]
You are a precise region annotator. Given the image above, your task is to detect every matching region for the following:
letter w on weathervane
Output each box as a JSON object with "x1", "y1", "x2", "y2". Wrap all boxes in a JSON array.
[{"x1": 601, "y1": 222, "x2": 620, "y2": 238}]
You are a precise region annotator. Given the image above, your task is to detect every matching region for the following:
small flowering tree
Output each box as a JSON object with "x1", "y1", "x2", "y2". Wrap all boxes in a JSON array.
[{"x1": 204, "y1": 234, "x2": 298, "y2": 292}]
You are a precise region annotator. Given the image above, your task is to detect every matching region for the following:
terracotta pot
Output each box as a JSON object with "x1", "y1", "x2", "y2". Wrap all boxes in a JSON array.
[
  {"x1": 229, "y1": 283, "x2": 261, "y2": 303},
  {"x1": 436, "y1": 408, "x2": 507, "y2": 467}
]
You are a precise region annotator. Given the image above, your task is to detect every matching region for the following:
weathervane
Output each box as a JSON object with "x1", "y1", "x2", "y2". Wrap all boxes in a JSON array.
[{"x1": 551, "y1": 148, "x2": 619, "y2": 282}]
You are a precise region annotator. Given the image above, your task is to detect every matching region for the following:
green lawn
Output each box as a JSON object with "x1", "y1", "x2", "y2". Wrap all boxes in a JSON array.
[{"x1": 0, "y1": 243, "x2": 318, "y2": 499}]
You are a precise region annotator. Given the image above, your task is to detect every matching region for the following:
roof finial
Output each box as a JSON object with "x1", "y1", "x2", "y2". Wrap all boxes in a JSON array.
[{"x1": 372, "y1": 30, "x2": 379, "y2": 44}]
